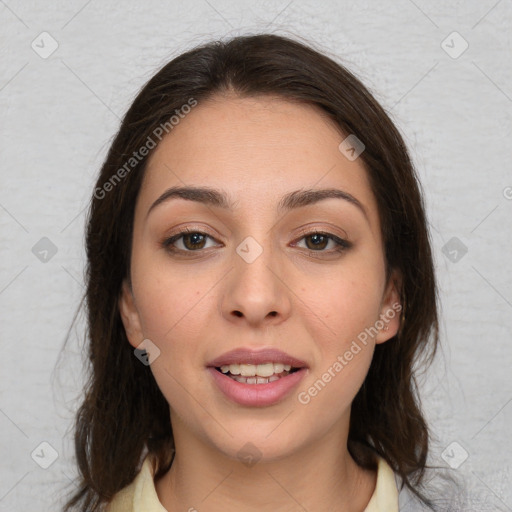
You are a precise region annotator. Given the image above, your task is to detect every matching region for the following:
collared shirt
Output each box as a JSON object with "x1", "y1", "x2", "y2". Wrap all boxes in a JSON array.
[{"x1": 106, "y1": 453, "x2": 399, "y2": 511}]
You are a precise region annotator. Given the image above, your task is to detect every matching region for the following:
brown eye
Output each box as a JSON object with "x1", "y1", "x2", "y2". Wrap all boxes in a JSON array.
[
  {"x1": 304, "y1": 233, "x2": 329, "y2": 250},
  {"x1": 294, "y1": 231, "x2": 351, "y2": 253},
  {"x1": 182, "y1": 232, "x2": 207, "y2": 250},
  {"x1": 163, "y1": 231, "x2": 219, "y2": 253}
]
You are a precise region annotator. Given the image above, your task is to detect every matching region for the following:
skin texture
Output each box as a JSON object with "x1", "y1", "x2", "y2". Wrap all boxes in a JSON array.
[{"x1": 119, "y1": 93, "x2": 401, "y2": 512}]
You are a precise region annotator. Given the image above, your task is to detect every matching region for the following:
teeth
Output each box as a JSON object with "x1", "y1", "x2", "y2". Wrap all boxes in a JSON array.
[
  {"x1": 240, "y1": 364, "x2": 257, "y2": 377},
  {"x1": 233, "y1": 375, "x2": 281, "y2": 384},
  {"x1": 274, "y1": 363, "x2": 285, "y2": 374},
  {"x1": 221, "y1": 363, "x2": 241, "y2": 375},
  {"x1": 220, "y1": 362, "x2": 294, "y2": 377}
]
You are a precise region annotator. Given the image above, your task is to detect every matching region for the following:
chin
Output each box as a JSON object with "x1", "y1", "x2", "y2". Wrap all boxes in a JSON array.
[{"x1": 199, "y1": 420, "x2": 312, "y2": 466}]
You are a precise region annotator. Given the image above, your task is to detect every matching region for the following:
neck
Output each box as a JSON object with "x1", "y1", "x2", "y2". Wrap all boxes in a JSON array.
[{"x1": 154, "y1": 419, "x2": 377, "y2": 512}]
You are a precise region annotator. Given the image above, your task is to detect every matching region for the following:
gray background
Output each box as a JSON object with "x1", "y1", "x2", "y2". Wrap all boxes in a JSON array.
[{"x1": 0, "y1": 0, "x2": 511, "y2": 510}]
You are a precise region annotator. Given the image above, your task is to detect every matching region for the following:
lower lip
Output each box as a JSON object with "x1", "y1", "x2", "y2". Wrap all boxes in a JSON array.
[{"x1": 207, "y1": 367, "x2": 307, "y2": 407}]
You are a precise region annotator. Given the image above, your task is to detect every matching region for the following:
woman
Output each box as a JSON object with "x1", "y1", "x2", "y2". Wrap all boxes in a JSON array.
[{"x1": 63, "y1": 33, "x2": 447, "y2": 511}]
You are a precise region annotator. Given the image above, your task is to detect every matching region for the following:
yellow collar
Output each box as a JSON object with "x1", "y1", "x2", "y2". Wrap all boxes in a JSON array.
[{"x1": 107, "y1": 452, "x2": 399, "y2": 511}]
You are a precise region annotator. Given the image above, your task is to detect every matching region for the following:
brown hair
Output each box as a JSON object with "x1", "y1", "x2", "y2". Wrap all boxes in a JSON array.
[{"x1": 62, "y1": 33, "x2": 439, "y2": 511}]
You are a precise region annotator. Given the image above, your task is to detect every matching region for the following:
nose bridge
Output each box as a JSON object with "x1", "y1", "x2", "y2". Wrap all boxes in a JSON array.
[
  {"x1": 235, "y1": 233, "x2": 278, "y2": 296},
  {"x1": 221, "y1": 232, "x2": 291, "y2": 325}
]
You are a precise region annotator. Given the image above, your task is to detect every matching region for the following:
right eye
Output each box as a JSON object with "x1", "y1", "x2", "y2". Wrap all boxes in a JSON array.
[{"x1": 162, "y1": 229, "x2": 221, "y2": 253}]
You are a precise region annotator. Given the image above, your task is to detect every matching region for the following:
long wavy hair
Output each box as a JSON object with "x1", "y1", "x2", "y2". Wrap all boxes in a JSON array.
[{"x1": 62, "y1": 33, "x2": 441, "y2": 511}]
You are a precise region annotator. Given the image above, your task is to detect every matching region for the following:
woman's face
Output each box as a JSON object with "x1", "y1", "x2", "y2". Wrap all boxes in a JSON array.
[{"x1": 120, "y1": 94, "x2": 400, "y2": 462}]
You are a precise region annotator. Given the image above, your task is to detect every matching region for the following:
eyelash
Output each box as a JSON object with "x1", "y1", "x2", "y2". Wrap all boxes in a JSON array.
[{"x1": 161, "y1": 228, "x2": 352, "y2": 256}]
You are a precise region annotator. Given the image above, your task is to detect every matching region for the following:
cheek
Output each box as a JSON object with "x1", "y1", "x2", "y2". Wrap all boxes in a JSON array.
[
  {"x1": 130, "y1": 255, "x2": 220, "y2": 386},
  {"x1": 311, "y1": 268, "x2": 384, "y2": 349},
  {"x1": 132, "y1": 271, "x2": 212, "y2": 409},
  {"x1": 131, "y1": 252, "x2": 212, "y2": 343},
  {"x1": 297, "y1": 267, "x2": 383, "y2": 408}
]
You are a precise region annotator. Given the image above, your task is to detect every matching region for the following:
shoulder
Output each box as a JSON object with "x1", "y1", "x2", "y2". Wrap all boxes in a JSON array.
[
  {"x1": 363, "y1": 455, "x2": 400, "y2": 512},
  {"x1": 106, "y1": 453, "x2": 167, "y2": 512}
]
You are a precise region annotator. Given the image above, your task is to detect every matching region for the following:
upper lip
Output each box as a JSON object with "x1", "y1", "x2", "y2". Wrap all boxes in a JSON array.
[{"x1": 207, "y1": 348, "x2": 308, "y2": 368}]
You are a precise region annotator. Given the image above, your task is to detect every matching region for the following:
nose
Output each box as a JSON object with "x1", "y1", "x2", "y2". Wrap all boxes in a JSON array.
[{"x1": 220, "y1": 238, "x2": 292, "y2": 328}]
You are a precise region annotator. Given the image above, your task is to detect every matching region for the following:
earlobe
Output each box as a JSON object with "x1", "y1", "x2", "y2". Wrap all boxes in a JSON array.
[
  {"x1": 118, "y1": 279, "x2": 144, "y2": 348},
  {"x1": 375, "y1": 270, "x2": 402, "y2": 344}
]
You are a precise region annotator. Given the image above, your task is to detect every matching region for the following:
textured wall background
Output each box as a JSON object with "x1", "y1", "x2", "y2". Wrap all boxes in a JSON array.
[{"x1": 0, "y1": 1, "x2": 511, "y2": 510}]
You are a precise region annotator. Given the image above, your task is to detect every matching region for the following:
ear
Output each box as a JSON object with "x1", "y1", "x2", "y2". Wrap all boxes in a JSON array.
[
  {"x1": 119, "y1": 279, "x2": 144, "y2": 349},
  {"x1": 375, "y1": 269, "x2": 402, "y2": 344}
]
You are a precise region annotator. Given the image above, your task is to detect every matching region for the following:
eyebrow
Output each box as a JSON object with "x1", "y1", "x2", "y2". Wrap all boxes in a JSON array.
[{"x1": 146, "y1": 185, "x2": 368, "y2": 221}]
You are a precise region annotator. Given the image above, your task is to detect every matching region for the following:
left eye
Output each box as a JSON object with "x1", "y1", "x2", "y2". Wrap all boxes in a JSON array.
[{"x1": 293, "y1": 232, "x2": 350, "y2": 252}]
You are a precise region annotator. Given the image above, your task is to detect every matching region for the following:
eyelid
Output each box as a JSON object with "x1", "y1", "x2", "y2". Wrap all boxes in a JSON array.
[
  {"x1": 294, "y1": 225, "x2": 349, "y2": 240},
  {"x1": 291, "y1": 227, "x2": 352, "y2": 252},
  {"x1": 161, "y1": 225, "x2": 352, "y2": 255},
  {"x1": 161, "y1": 227, "x2": 222, "y2": 250}
]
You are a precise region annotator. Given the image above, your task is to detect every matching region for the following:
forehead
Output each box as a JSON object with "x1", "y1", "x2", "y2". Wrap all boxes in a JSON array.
[{"x1": 137, "y1": 94, "x2": 380, "y2": 229}]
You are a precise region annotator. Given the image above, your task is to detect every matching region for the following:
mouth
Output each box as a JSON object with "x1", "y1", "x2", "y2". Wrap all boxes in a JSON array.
[
  {"x1": 214, "y1": 362, "x2": 301, "y2": 384},
  {"x1": 206, "y1": 348, "x2": 308, "y2": 407}
]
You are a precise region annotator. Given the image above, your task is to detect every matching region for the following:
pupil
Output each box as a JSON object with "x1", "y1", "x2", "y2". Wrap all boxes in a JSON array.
[
  {"x1": 307, "y1": 234, "x2": 327, "y2": 250},
  {"x1": 185, "y1": 233, "x2": 205, "y2": 249}
]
